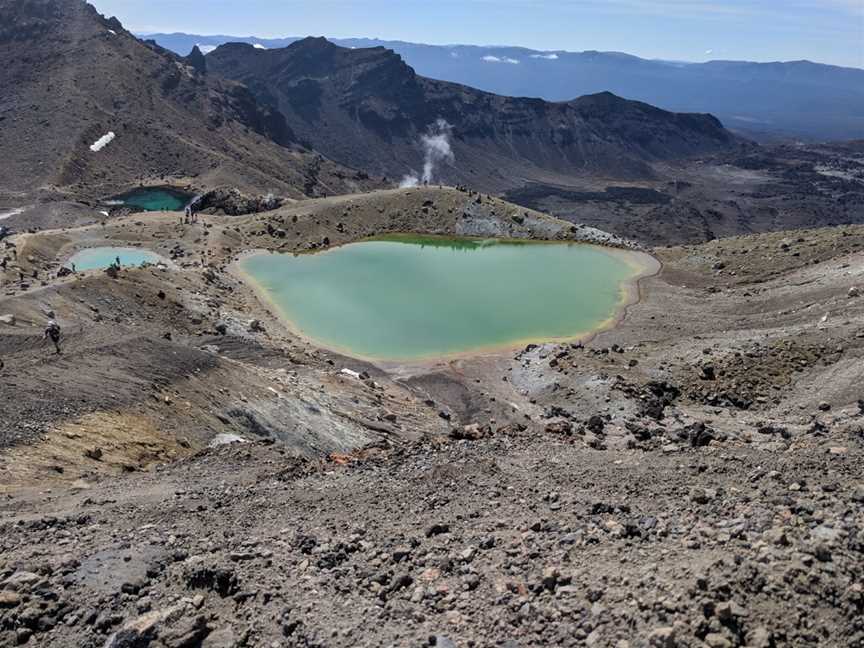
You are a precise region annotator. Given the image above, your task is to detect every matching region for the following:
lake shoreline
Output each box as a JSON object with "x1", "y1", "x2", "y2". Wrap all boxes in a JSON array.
[{"x1": 231, "y1": 238, "x2": 661, "y2": 367}]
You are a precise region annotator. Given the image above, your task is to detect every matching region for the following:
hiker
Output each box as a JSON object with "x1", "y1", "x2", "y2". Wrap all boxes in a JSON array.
[
  {"x1": 43, "y1": 320, "x2": 61, "y2": 355},
  {"x1": 115, "y1": 256, "x2": 121, "y2": 268}
]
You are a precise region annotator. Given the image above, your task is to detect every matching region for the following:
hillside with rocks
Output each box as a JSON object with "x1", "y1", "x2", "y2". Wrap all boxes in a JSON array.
[
  {"x1": 1, "y1": 187, "x2": 863, "y2": 646},
  {"x1": 0, "y1": 0, "x2": 376, "y2": 203}
]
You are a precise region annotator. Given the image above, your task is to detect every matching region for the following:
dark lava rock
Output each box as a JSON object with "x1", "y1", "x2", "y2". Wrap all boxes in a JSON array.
[
  {"x1": 185, "y1": 566, "x2": 239, "y2": 598},
  {"x1": 426, "y1": 523, "x2": 450, "y2": 538},
  {"x1": 678, "y1": 422, "x2": 723, "y2": 447},
  {"x1": 586, "y1": 415, "x2": 606, "y2": 434}
]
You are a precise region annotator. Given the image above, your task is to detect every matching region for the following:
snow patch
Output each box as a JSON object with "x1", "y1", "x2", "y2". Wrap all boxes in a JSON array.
[
  {"x1": 209, "y1": 433, "x2": 248, "y2": 448},
  {"x1": 253, "y1": 43, "x2": 267, "y2": 50},
  {"x1": 0, "y1": 208, "x2": 25, "y2": 221},
  {"x1": 530, "y1": 53, "x2": 559, "y2": 60},
  {"x1": 89, "y1": 132, "x2": 115, "y2": 152},
  {"x1": 197, "y1": 44, "x2": 217, "y2": 54}
]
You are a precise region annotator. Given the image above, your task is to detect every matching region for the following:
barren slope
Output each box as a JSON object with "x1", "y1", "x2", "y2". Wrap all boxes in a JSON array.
[
  {"x1": 1, "y1": 193, "x2": 863, "y2": 646},
  {"x1": 0, "y1": 0, "x2": 375, "y2": 202}
]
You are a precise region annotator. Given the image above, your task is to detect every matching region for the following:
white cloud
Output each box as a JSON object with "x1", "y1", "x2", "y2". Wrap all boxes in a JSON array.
[
  {"x1": 482, "y1": 55, "x2": 520, "y2": 64},
  {"x1": 253, "y1": 43, "x2": 267, "y2": 49},
  {"x1": 530, "y1": 53, "x2": 559, "y2": 60},
  {"x1": 197, "y1": 44, "x2": 217, "y2": 54}
]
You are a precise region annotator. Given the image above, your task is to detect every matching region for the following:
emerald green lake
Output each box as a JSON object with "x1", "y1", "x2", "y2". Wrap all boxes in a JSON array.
[
  {"x1": 107, "y1": 187, "x2": 193, "y2": 212},
  {"x1": 240, "y1": 237, "x2": 644, "y2": 361},
  {"x1": 65, "y1": 247, "x2": 164, "y2": 271}
]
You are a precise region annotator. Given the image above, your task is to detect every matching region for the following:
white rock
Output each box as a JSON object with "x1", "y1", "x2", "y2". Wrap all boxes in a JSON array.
[{"x1": 209, "y1": 433, "x2": 247, "y2": 448}]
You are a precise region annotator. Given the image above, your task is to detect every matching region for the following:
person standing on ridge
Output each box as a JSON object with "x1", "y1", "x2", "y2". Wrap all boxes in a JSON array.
[{"x1": 44, "y1": 320, "x2": 62, "y2": 355}]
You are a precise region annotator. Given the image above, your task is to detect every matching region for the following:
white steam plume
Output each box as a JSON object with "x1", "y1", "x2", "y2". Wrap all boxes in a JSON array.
[{"x1": 399, "y1": 119, "x2": 454, "y2": 188}]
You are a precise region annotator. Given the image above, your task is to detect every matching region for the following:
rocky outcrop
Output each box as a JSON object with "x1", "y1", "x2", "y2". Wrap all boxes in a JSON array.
[
  {"x1": 196, "y1": 188, "x2": 283, "y2": 216},
  {"x1": 185, "y1": 44, "x2": 207, "y2": 75}
]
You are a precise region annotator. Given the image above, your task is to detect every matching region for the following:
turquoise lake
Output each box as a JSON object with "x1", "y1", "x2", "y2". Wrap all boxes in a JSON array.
[
  {"x1": 107, "y1": 187, "x2": 193, "y2": 212},
  {"x1": 240, "y1": 236, "x2": 644, "y2": 361},
  {"x1": 65, "y1": 247, "x2": 164, "y2": 271}
]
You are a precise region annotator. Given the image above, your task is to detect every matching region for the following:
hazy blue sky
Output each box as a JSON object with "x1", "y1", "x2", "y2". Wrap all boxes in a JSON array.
[{"x1": 91, "y1": 0, "x2": 863, "y2": 68}]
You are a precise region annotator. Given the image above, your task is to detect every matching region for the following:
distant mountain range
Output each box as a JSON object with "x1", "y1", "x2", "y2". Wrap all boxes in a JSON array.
[{"x1": 145, "y1": 33, "x2": 864, "y2": 142}]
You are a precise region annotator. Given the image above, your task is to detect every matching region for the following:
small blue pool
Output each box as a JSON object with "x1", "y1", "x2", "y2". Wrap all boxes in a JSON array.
[
  {"x1": 106, "y1": 187, "x2": 194, "y2": 212},
  {"x1": 64, "y1": 247, "x2": 165, "y2": 271}
]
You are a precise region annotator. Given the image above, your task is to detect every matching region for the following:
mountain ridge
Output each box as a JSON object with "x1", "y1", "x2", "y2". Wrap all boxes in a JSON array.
[
  {"x1": 206, "y1": 37, "x2": 739, "y2": 190},
  {"x1": 147, "y1": 32, "x2": 864, "y2": 141}
]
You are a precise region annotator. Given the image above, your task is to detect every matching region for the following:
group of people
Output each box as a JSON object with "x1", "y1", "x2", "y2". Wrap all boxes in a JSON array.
[{"x1": 183, "y1": 202, "x2": 200, "y2": 224}]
